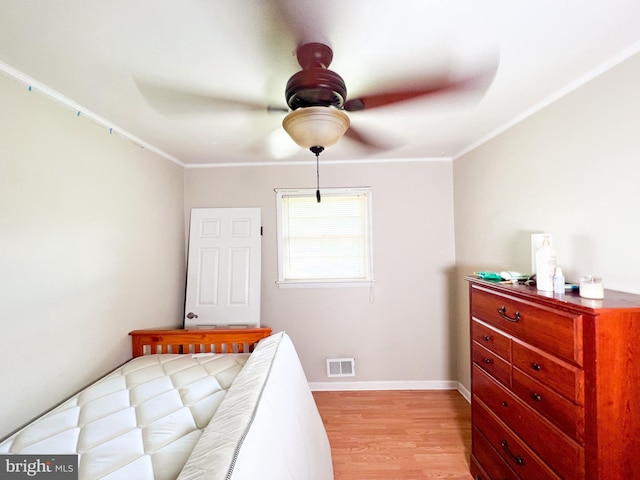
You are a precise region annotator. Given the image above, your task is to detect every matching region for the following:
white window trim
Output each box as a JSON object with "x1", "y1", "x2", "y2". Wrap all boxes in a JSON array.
[{"x1": 275, "y1": 187, "x2": 374, "y2": 289}]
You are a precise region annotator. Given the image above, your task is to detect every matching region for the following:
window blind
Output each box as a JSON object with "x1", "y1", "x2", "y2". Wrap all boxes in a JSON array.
[{"x1": 277, "y1": 188, "x2": 373, "y2": 284}]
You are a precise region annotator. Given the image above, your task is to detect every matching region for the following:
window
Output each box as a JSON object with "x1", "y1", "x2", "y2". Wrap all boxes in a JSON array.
[{"x1": 275, "y1": 187, "x2": 374, "y2": 287}]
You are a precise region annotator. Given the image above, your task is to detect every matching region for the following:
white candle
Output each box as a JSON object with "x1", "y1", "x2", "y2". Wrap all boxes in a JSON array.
[{"x1": 580, "y1": 276, "x2": 604, "y2": 299}]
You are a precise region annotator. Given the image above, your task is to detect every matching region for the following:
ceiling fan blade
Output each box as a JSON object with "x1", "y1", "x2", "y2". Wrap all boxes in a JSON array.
[
  {"x1": 135, "y1": 79, "x2": 288, "y2": 116},
  {"x1": 344, "y1": 124, "x2": 403, "y2": 153},
  {"x1": 344, "y1": 66, "x2": 498, "y2": 112},
  {"x1": 246, "y1": 127, "x2": 302, "y2": 159}
]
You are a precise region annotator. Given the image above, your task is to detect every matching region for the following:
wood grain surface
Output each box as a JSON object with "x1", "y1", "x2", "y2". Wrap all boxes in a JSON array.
[{"x1": 313, "y1": 390, "x2": 473, "y2": 479}]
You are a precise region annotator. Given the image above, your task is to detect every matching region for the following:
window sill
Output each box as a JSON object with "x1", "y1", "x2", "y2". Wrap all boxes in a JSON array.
[{"x1": 276, "y1": 279, "x2": 374, "y2": 289}]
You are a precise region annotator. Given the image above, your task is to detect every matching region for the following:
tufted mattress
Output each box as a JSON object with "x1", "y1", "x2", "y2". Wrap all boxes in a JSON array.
[{"x1": 0, "y1": 331, "x2": 333, "y2": 480}]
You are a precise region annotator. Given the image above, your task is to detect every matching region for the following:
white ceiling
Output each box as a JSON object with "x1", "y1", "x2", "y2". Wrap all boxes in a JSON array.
[{"x1": 1, "y1": 0, "x2": 640, "y2": 166}]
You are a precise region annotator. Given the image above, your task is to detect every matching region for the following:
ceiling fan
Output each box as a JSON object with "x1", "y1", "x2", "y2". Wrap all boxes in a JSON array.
[
  {"x1": 136, "y1": 33, "x2": 496, "y2": 202},
  {"x1": 136, "y1": 40, "x2": 496, "y2": 158}
]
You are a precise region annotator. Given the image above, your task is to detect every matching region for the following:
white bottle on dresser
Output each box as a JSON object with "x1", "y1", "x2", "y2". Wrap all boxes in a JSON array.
[{"x1": 535, "y1": 235, "x2": 556, "y2": 292}]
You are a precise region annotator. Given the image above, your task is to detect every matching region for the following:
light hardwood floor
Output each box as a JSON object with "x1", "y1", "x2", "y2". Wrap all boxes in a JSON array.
[{"x1": 313, "y1": 390, "x2": 473, "y2": 480}]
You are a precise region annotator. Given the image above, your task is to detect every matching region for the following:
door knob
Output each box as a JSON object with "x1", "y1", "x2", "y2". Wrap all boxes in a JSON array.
[{"x1": 186, "y1": 312, "x2": 198, "y2": 319}]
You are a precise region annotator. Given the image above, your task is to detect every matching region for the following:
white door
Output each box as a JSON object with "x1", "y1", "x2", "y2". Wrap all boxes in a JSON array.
[{"x1": 184, "y1": 208, "x2": 261, "y2": 328}]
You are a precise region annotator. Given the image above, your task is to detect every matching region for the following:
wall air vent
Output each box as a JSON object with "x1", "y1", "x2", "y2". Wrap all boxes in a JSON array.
[{"x1": 326, "y1": 358, "x2": 355, "y2": 377}]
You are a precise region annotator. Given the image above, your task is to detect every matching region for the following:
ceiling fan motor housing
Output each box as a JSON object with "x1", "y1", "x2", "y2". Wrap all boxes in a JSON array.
[
  {"x1": 285, "y1": 69, "x2": 347, "y2": 109},
  {"x1": 285, "y1": 43, "x2": 347, "y2": 110}
]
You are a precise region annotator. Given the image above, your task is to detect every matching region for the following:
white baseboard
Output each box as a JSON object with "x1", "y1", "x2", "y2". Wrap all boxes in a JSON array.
[
  {"x1": 309, "y1": 380, "x2": 472, "y2": 404},
  {"x1": 457, "y1": 382, "x2": 471, "y2": 403},
  {"x1": 309, "y1": 380, "x2": 458, "y2": 391}
]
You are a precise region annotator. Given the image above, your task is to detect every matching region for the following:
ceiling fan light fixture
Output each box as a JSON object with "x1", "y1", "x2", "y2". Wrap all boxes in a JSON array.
[{"x1": 282, "y1": 106, "x2": 350, "y2": 150}]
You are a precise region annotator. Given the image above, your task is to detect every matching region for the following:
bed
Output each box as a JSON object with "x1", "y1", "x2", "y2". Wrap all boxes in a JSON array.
[{"x1": 0, "y1": 328, "x2": 334, "y2": 480}]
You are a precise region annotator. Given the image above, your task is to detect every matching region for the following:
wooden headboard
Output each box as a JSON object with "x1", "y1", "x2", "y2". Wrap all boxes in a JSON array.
[{"x1": 129, "y1": 327, "x2": 273, "y2": 357}]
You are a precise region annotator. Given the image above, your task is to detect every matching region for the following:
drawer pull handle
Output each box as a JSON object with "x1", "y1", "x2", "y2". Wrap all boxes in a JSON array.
[
  {"x1": 483, "y1": 357, "x2": 493, "y2": 364},
  {"x1": 501, "y1": 400, "x2": 508, "y2": 407},
  {"x1": 498, "y1": 306, "x2": 521, "y2": 322},
  {"x1": 531, "y1": 392, "x2": 542, "y2": 402},
  {"x1": 483, "y1": 335, "x2": 491, "y2": 342},
  {"x1": 531, "y1": 363, "x2": 542, "y2": 371},
  {"x1": 501, "y1": 439, "x2": 525, "y2": 466}
]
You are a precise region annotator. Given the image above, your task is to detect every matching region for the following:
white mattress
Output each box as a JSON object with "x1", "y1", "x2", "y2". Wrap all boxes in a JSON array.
[
  {"x1": 0, "y1": 352, "x2": 249, "y2": 480},
  {"x1": 1, "y1": 332, "x2": 333, "y2": 480},
  {"x1": 178, "y1": 331, "x2": 334, "y2": 480}
]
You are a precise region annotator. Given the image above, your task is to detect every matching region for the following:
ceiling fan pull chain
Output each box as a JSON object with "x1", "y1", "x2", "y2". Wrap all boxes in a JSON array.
[
  {"x1": 316, "y1": 152, "x2": 321, "y2": 203},
  {"x1": 310, "y1": 146, "x2": 324, "y2": 203}
]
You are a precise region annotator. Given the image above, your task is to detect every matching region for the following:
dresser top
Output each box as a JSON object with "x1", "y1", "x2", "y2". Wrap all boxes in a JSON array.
[{"x1": 466, "y1": 276, "x2": 640, "y2": 314}]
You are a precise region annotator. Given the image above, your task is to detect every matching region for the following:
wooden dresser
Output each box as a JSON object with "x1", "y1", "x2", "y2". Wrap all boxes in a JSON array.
[{"x1": 466, "y1": 276, "x2": 640, "y2": 480}]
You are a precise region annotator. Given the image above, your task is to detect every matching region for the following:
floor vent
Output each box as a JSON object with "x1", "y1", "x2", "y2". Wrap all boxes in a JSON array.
[{"x1": 326, "y1": 358, "x2": 355, "y2": 377}]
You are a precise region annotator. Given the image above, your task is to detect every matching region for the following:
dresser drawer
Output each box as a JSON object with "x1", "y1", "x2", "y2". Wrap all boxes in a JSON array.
[
  {"x1": 473, "y1": 398, "x2": 561, "y2": 480},
  {"x1": 470, "y1": 456, "x2": 490, "y2": 480},
  {"x1": 472, "y1": 426, "x2": 520, "y2": 480},
  {"x1": 473, "y1": 365, "x2": 584, "y2": 480},
  {"x1": 512, "y1": 368, "x2": 584, "y2": 444},
  {"x1": 512, "y1": 340, "x2": 584, "y2": 404},
  {"x1": 472, "y1": 319, "x2": 511, "y2": 360},
  {"x1": 472, "y1": 341, "x2": 511, "y2": 387},
  {"x1": 471, "y1": 286, "x2": 583, "y2": 365}
]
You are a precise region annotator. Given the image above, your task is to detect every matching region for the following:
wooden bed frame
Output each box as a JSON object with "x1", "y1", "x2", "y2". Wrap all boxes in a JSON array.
[{"x1": 129, "y1": 327, "x2": 273, "y2": 357}]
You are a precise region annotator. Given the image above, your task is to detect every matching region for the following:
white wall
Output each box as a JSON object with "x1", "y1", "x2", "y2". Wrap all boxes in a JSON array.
[
  {"x1": 184, "y1": 160, "x2": 457, "y2": 387},
  {"x1": 453, "y1": 51, "x2": 640, "y2": 390},
  {"x1": 0, "y1": 74, "x2": 186, "y2": 438}
]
